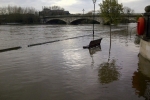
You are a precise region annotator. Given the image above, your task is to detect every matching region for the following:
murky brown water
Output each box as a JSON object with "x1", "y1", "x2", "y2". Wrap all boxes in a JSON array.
[{"x1": 0, "y1": 24, "x2": 150, "y2": 100}]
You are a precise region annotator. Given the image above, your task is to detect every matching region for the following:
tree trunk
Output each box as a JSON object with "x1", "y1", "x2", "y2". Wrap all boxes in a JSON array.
[{"x1": 110, "y1": 24, "x2": 112, "y2": 49}]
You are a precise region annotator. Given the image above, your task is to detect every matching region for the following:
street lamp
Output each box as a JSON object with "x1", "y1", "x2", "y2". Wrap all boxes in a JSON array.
[
  {"x1": 92, "y1": 0, "x2": 96, "y2": 36},
  {"x1": 82, "y1": 9, "x2": 85, "y2": 15},
  {"x1": 127, "y1": 10, "x2": 130, "y2": 23}
]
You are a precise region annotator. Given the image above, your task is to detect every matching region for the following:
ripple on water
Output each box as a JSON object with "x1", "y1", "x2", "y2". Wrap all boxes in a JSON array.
[{"x1": 0, "y1": 24, "x2": 147, "y2": 100}]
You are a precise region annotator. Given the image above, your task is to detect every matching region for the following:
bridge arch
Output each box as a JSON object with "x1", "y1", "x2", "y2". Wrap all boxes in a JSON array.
[
  {"x1": 70, "y1": 18, "x2": 101, "y2": 24},
  {"x1": 46, "y1": 18, "x2": 67, "y2": 24}
]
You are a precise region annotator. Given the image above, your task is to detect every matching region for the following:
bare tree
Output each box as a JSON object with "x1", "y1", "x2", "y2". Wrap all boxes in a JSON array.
[
  {"x1": 0, "y1": 7, "x2": 7, "y2": 15},
  {"x1": 86, "y1": 10, "x2": 93, "y2": 15},
  {"x1": 49, "y1": 6, "x2": 64, "y2": 11},
  {"x1": 123, "y1": 6, "x2": 134, "y2": 14},
  {"x1": 0, "y1": 5, "x2": 40, "y2": 24}
]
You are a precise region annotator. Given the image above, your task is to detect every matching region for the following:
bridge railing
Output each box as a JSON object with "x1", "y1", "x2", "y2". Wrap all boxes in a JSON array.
[
  {"x1": 40, "y1": 13, "x2": 142, "y2": 18},
  {"x1": 41, "y1": 14, "x2": 101, "y2": 18}
]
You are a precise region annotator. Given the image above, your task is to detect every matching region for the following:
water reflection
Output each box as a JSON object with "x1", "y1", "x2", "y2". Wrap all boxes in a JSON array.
[
  {"x1": 98, "y1": 44, "x2": 120, "y2": 84},
  {"x1": 98, "y1": 59, "x2": 120, "y2": 84},
  {"x1": 89, "y1": 46, "x2": 101, "y2": 67},
  {"x1": 89, "y1": 45, "x2": 101, "y2": 56},
  {"x1": 134, "y1": 35, "x2": 141, "y2": 45},
  {"x1": 132, "y1": 54, "x2": 150, "y2": 100}
]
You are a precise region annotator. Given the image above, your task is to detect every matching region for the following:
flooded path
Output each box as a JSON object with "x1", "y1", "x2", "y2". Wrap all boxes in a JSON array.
[{"x1": 0, "y1": 24, "x2": 149, "y2": 100}]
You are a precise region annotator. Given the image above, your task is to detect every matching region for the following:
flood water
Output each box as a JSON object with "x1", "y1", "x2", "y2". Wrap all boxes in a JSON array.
[{"x1": 0, "y1": 24, "x2": 150, "y2": 100}]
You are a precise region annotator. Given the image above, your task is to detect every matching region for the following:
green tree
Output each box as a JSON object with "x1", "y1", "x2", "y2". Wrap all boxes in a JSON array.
[
  {"x1": 99, "y1": 0, "x2": 123, "y2": 25},
  {"x1": 99, "y1": 0, "x2": 123, "y2": 47}
]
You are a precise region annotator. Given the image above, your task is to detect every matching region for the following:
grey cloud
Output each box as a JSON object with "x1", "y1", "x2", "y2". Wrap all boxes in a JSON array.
[
  {"x1": 0, "y1": 0, "x2": 149, "y2": 13},
  {"x1": 64, "y1": 0, "x2": 102, "y2": 13},
  {"x1": 121, "y1": 0, "x2": 150, "y2": 13}
]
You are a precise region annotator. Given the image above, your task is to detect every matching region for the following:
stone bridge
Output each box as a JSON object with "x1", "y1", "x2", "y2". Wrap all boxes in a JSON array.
[
  {"x1": 41, "y1": 15, "x2": 103, "y2": 24},
  {"x1": 40, "y1": 14, "x2": 140, "y2": 24}
]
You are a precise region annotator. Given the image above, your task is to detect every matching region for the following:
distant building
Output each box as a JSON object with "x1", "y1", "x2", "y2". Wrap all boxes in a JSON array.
[{"x1": 39, "y1": 8, "x2": 70, "y2": 17}]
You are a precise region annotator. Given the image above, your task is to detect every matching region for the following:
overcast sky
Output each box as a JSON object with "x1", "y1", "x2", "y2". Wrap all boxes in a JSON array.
[{"x1": 0, "y1": 0, "x2": 149, "y2": 14}]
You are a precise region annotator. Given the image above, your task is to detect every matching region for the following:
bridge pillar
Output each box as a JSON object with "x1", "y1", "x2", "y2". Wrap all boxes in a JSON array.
[
  {"x1": 66, "y1": 21, "x2": 70, "y2": 25},
  {"x1": 40, "y1": 18, "x2": 46, "y2": 24}
]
